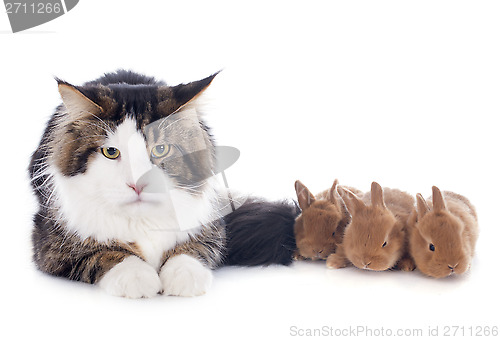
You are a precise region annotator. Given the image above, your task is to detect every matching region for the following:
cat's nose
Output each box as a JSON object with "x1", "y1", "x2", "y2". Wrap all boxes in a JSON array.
[{"x1": 128, "y1": 183, "x2": 145, "y2": 195}]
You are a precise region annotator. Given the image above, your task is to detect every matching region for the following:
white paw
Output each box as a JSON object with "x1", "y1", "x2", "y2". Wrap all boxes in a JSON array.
[
  {"x1": 97, "y1": 256, "x2": 161, "y2": 298},
  {"x1": 160, "y1": 254, "x2": 213, "y2": 297}
]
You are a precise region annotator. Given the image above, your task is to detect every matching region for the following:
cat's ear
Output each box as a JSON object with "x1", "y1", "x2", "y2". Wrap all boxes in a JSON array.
[
  {"x1": 57, "y1": 79, "x2": 103, "y2": 119},
  {"x1": 157, "y1": 72, "x2": 220, "y2": 116}
]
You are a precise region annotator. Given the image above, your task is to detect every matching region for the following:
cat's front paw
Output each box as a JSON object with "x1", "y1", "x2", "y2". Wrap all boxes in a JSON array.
[
  {"x1": 160, "y1": 254, "x2": 212, "y2": 297},
  {"x1": 97, "y1": 256, "x2": 161, "y2": 298}
]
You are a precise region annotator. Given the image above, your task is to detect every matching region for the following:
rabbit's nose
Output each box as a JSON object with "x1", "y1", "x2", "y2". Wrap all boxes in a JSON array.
[
  {"x1": 448, "y1": 263, "x2": 458, "y2": 272},
  {"x1": 362, "y1": 261, "x2": 372, "y2": 269},
  {"x1": 313, "y1": 249, "x2": 324, "y2": 258}
]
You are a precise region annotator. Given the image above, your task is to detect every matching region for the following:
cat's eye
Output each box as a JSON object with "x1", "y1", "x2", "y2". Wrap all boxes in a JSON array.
[
  {"x1": 429, "y1": 243, "x2": 435, "y2": 252},
  {"x1": 101, "y1": 147, "x2": 120, "y2": 159},
  {"x1": 382, "y1": 241, "x2": 387, "y2": 248},
  {"x1": 151, "y1": 144, "x2": 171, "y2": 159}
]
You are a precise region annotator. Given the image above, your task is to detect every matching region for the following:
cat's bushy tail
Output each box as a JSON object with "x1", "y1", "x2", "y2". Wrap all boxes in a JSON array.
[{"x1": 223, "y1": 197, "x2": 300, "y2": 266}]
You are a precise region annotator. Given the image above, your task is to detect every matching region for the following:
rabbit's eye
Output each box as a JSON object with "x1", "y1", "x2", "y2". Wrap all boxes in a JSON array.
[
  {"x1": 382, "y1": 241, "x2": 387, "y2": 248},
  {"x1": 429, "y1": 243, "x2": 435, "y2": 251},
  {"x1": 332, "y1": 232, "x2": 335, "y2": 237}
]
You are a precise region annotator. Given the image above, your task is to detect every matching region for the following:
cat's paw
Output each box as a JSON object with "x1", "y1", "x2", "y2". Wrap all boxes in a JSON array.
[
  {"x1": 160, "y1": 254, "x2": 212, "y2": 297},
  {"x1": 97, "y1": 256, "x2": 161, "y2": 298}
]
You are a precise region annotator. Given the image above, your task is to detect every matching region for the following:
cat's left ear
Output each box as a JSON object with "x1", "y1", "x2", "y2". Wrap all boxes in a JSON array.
[
  {"x1": 57, "y1": 80, "x2": 103, "y2": 119},
  {"x1": 157, "y1": 71, "x2": 220, "y2": 115}
]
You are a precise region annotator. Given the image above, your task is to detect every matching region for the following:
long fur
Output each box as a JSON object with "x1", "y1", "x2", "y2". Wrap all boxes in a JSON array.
[
  {"x1": 223, "y1": 198, "x2": 300, "y2": 266},
  {"x1": 30, "y1": 70, "x2": 225, "y2": 298},
  {"x1": 29, "y1": 69, "x2": 301, "y2": 299}
]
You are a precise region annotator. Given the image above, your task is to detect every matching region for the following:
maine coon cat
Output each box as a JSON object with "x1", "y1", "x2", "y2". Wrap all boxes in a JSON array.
[
  {"x1": 30, "y1": 70, "x2": 302, "y2": 298},
  {"x1": 30, "y1": 70, "x2": 242, "y2": 298}
]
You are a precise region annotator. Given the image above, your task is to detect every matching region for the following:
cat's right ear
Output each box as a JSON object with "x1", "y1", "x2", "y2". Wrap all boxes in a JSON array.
[
  {"x1": 295, "y1": 180, "x2": 315, "y2": 210},
  {"x1": 57, "y1": 79, "x2": 102, "y2": 119},
  {"x1": 157, "y1": 72, "x2": 219, "y2": 116}
]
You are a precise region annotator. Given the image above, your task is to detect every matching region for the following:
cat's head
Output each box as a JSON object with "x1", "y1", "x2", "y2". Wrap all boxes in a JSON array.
[{"x1": 44, "y1": 70, "x2": 222, "y2": 238}]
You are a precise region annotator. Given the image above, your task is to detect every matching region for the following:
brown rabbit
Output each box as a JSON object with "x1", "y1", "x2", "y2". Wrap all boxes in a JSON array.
[
  {"x1": 327, "y1": 182, "x2": 415, "y2": 271},
  {"x1": 408, "y1": 186, "x2": 478, "y2": 278},
  {"x1": 293, "y1": 179, "x2": 352, "y2": 261}
]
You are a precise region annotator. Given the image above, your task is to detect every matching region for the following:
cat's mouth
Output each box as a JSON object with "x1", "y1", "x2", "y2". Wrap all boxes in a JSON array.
[
  {"x1": 124, "y1": 198, "x2": 146, "y2": 205},
  {"x1": 122, "y1": 194, "x2": 163, "y2": 206}
]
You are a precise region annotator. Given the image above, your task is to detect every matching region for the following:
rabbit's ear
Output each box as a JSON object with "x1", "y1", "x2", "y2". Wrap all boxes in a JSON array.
[
  {"x1": 432, "y1": 186, "x2": 447, "y2": 212},
  {"x1": 295, "y1": 180, "x2": 315, "y2": 210},
  {"x1": 416, "y1": 193, "x2": 430, "y2": 219},
  {"x1": 338, "y1": 186, "x2": 365, "y2": 214},
  {"x1": 370, "y1": 182, "x2": 386, "y2": 208},
  {"x1": 326, "y1": 179, "x2": 340, "y2": 206},
  {"x1": 407, "y1": 208, "x2": 418, "y2": 229}
]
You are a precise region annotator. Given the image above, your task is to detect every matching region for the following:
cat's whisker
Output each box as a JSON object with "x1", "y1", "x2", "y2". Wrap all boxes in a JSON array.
[
  {"x1": 38, "y1": 173, "x2": 54, "y2": 189},
  {"x1": 81, "y1": 122, "x2": 113, "y2": 136},
  {"x1": 30, "y1": 171, "x2": 52, "y2": 188},
  {"x1": 173, "y1": 183, "x2": 205, "y2": 191},
  {"x1": 83, "y1": 111, "x2": 115, "y2": 135},
  {"x1": 172, "y1": 187, "x2": 204, "y2": 195},
  {"x1": 63, "y1": 134, "x2": 108, "y2": 144},
  {"x1": 30, "y1": 168, "x2": 51, "y2": 182},
  {"x1": 34, "y1": 187, "x2": 55, "y2": 201},
  {"x1": 159, "y1": 115, "x2": 195, "y2": 131},
  {"x1": 158, "y1": 115, "x2": 185, "y2": 129},
  {"x1": 45, "y1": 182, "x2": 60, "y2": 206},
  {"x1": 31, "y1": 152, "x2": 51, "y2": 161}
]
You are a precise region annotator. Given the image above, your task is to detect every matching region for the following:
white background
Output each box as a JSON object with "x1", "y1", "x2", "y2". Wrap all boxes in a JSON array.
[{"x1": 1, "y1": 1, "x2": 499, "y2": 339}]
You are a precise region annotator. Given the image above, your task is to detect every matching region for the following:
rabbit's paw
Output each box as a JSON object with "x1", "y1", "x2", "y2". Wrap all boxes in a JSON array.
[
  {"x1": 396, "y1": 257, "x2": 416, "y2": 272},
  {"x1": 326, "y1": 253, "x2": 347, "y2": 269}
]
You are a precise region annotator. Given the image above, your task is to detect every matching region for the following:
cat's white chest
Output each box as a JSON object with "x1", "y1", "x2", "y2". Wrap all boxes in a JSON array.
[{"x1": 130, "y1": 223, "x2": 194, "y2": 270}]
